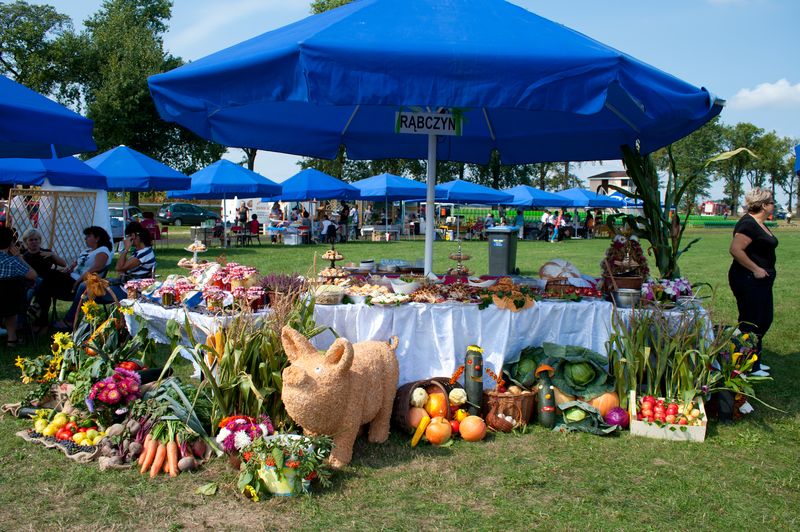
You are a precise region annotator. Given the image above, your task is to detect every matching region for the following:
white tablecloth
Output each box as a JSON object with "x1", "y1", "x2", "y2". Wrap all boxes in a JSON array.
[
  {"x1": 124, "y1": 298, "x2": 704, "y2": 389},
  {"x1": 311, "y1": 300, "x2": 615, "y2": 387}
]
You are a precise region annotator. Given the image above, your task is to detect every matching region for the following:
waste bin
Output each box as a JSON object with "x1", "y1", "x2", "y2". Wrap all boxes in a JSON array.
[{"x1": 486, "y1": 227, "x2": 519, "y2": 276}]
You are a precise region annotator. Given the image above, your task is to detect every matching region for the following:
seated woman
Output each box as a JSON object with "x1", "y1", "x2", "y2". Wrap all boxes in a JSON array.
[
  {"x1": 139, "y1": 211, "x2": 161, "y2": 241},
  {"x1": 0, "y1": 226, "x2": 38, "y2": 346},
  {"x1": 22, "y1": 228, "x2": 67, "y2": 331},
  {"x1": 45, "y1": 226, "x2": 114, "y2": 330},
  {"x1": 57, "y1": 222, "x2": 155, "y2": 329}
]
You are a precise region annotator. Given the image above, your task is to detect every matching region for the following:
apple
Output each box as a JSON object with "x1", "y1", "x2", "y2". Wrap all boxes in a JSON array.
[
  {"x1": 449, "y1": 419, "x2": 460, "y2": 435},
  {"x1": 425, "y1": 416, "x2": 452, "y2": 446}
]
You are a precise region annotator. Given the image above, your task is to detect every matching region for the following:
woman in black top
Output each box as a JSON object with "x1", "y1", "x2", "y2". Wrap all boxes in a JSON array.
[{"x1": 728, "y1": 188, "x2": 778, "y2": 372}]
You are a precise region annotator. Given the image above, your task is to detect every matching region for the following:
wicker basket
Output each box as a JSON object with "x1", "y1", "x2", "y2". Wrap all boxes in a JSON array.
[
  {"x1": 544, "y1": 277, "x2": 570, "y2": 297},
  {"x1": 481, "y1": 390, "x2": 536, "y2": 432},
  {"x1": 392, "y1": 377, "x2": 464, "y2": 433}
]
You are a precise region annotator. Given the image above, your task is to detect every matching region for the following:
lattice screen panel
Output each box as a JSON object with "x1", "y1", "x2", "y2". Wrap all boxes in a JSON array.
[{"x1": 8, "y1": 189, "x2": 97, "y2": 263}]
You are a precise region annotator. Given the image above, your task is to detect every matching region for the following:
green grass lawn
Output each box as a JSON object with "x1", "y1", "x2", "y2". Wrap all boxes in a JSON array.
[{"x1": 1, "y1": 227, "x2": 798, "y2": 530}]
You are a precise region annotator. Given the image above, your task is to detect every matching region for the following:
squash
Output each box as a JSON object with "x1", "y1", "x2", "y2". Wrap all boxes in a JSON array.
[
  {"x1": 552, "y1": 387, "x2": 576, "y2": 406},
  {"x1": 410, "y1": 414, "x2": 431, "y2": 448},
  {"x1": 410, "y1": 387, "x2": 428, "y2": 408},
  {"x1": 589, "y1": 391, "x2": 620, "y2": 417},
  {"x1": 448, "y1": 388, "x2": 467, "y2": 406},
  {"x1": 459, "y1": 416, "x2": 487, "y2": 442}
]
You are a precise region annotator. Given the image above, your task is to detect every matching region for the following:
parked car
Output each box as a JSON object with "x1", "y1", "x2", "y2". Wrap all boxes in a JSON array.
[
  {"x1": 774, "y1": 209, "x2": 787, "y2": 220},
  {"x1": 109, "y1": 206, "x2": 143, "y2": 241},
  {"x1": 157, "y1": 202, "x2": 220, "y2": 226}
]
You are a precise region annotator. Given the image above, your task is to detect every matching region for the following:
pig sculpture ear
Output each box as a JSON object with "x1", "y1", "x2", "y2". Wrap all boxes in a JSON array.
[
  {"x1": 324, "y1": 338, "x2": 354, "y2": 372},
  {"x1": 281, "y1": 326, "x2": 314, "y2": 362}
]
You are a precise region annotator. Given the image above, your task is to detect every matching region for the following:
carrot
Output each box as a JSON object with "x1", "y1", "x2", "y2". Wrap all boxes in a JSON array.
[
  {"x1": 150, "y1": 442, "x2": 167, "y2": 478},
  {"x1": 140, "y1": 438, "x2": 158, "y2": 474},
  {"x1": 138, "y1": 434, "x2": 152, "y2": 466},
  {"x1": 167, "y1": 440, "x2": 179, "y2": 478}
]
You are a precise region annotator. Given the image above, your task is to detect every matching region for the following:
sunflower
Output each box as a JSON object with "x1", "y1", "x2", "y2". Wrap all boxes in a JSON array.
[
  {"x1": 52, "y1": 332, "x2": 74, "y2": 354},
  {"x1": 118, "y1": 305, "x2": 134, "y2": 315},
  {"x1": 14, "y1": 356, "x2": 25, "y2": 370},
  {"x1": 81, "y1": 300, "x2": 100, "y2": 321}
]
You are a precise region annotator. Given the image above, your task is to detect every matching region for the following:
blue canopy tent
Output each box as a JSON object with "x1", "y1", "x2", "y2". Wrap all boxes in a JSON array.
[
  {"x1": 267, "y1": 168, "x2": 360, "y2": 241},
  {"x1": 434, "y1": 179, "x2": 513, "y2": 239},
  {"x1": 86, "y1": 145, "x2": 191, "y2": 223},
  {"x1": 503, "y1": 185, "x2": 579, "y2": 208},
  {"x1": 558, "y1": 188, "x2": 625, "y2": 209},
  {"x1": 168, "y1": 159, "x2": 281, "y2": 247},
  {"x1": 148, "y1": 0, "x2": 723, "y2": 274},
  {"x1": 0, "y1": 156, "x2": 107, "y2": 189},
  {"x1": 353, "y1": 173, "x2": 427, "y2": 238},
  {"x1": 0, "y1": 75, "x2": 96, "y2": 158},
  {"x1": 608, "y1": 190, "x2": 644, "y2": 208}
]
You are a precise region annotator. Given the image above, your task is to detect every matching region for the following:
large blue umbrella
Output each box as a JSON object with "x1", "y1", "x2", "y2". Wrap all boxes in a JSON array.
[
  {"x1": 352, "y1": 173, "x2": 426, "y2": 201},
  {"x1": 271, "y1": 168, "x2": 360, "y2": 201},
  {"x1": 504, "y1": 185, "x2": 578, "y2": 208},
  {"x1": 148, "y1": 0, "x2": 723, "y2": 273},
  {"x1": 558, "y1": 188, "x2": 625, "y2": 208},
  {"x1": 0, "y1": 156, "x2": 107, "y2": 189},
  {"x1": 85, "y1": 145, "x2": 191, "y2": 191},
  {"x1": 168, "y1": 160, "x2": 281, "y2": 247},
  {"x1": 435, "y1": 179, "x2": 513, "y2": 205},
  {"x1": 0, "y1": 76, "x2": 96, "y2": 158},
  {"x1": 168, "y1": 160, "x2": 281, "y2": 199},
  {"x1": 353, "y1": 173, "x2": 427, "y2": 236}
]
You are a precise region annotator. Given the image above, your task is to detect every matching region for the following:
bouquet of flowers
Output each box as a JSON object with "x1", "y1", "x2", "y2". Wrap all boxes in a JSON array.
[
  {"x1": 237, "y1": 433, "x2": 334, "y2": 500},
  {"x1": 215, "y1": 415, "x2": 274, "y2": 454},
  {"x1": 86, "y1": 367, "x2": 142, "y2": 414},
  {"x1": 641, "y1": 277, "x2": 692, "y2": 303}
]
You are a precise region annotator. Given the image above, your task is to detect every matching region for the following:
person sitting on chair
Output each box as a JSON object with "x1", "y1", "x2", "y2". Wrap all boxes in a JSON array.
[
  {"x1": 0, "y1": 226, "x2": 38, "y2": 346},
  {"x1": 55, "y1": 224, "x2": 152, "y2": 330},
  {"x1": 21, "y1": 228, "x2": 67, "y2": 332},
  {"x1": 40, "y1": 226, "x2": 113, "y2": 329},
  {"x1": 140, "y1": 211, "x2": 161, "y2": 241}
]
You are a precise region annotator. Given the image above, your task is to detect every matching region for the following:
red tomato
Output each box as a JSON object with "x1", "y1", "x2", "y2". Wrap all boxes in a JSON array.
[
  {"x1": 65, "y1": 421, "x2": 78, "y2": 432},
  {"x1": 665, "y1": 414, "x2": 677, "y2": 424},
  {"x1": 642, "y1": 395, "x2": 656, "y2": 405},
  {"x1": 449, "y1": 419, "x2": 460, "y2": 435},
  {"x1": 678, "y1": 418, "x2": 688, "y2": 425}
]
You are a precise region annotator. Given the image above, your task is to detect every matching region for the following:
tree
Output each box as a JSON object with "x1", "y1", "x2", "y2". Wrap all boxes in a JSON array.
[
  {"x1": 75, "y1": 0, "x2": 225, "y2": 203},
  {"x1": 653, "y1": 118, "x2": 723, "y2": 210},
  {"x1": 752, "y1": 132, "x2": 793, "y2": 200},
  {"x1": 310, "y1": 0, "x2": 352, "y2": 14},
  {"x1": 0, "y1": 1, "x2": 76, "y2": 98},
  {"x1": 716, "y1": 122, "x2": 763, "y2": 213}
]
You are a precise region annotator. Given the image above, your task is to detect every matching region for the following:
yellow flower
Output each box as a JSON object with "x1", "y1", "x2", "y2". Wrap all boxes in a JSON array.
[
  {"x1": 81, "y1": 300, "x2": 100, "y2": 319},
  {"x1": 732, "y1": 352, "x2": 743, "y2": 363},
  {"x1": 749, "y1": 354, "x2": 758, "y2": 364},
  {"x1": 243, "y1": 484, "x2": 259, "y2": 502},
  {"x1": 119, "y1": 305, "x2": 134, "y2": 315},
  {"x1": 52, "y1": 332, "x2": 73, "y2": 353},
  {"x1": 14, "y1": 356, "x2": 25, "y2": 370},
  {"x1": 22, "y1": 376, "x2": 32, "y2": 385},
  {"x1": 741, "y1": 334, "x2": 749, "y2": 341}
]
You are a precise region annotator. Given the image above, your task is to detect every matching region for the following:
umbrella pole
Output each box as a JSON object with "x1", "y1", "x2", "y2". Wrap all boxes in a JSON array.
[
  {"x1": 424, "y1": 134, "x2": 436, "y2": 275},
  {"x1": 385, "y1": 195, "x2": 388, "y2": 241},
  {"x1": 222, "y1": 193, "x2": 227, "y2": 248}
]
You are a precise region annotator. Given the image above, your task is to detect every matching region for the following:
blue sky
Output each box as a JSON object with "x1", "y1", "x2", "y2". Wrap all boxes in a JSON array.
[{"x1": 34, "y1": 0, "x2": 800, "y2": 203}]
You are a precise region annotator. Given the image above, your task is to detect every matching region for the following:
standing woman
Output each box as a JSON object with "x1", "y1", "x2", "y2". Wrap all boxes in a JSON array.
[{"x1": 728, "y1": 188, "x2": 778, "y2": 373}]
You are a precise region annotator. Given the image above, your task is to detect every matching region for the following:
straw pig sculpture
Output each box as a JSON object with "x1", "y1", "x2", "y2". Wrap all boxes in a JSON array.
[{"x1": 281, "y1": 326, "x2": 400, "y2": 468}]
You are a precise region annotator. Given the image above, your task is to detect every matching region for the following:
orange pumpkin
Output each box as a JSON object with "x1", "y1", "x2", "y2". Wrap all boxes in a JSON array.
[
  {"x1": 407, "y1": 407, "x2": 428, "y2": 430},
  {"x1": 589, "y1": 391, "x2": 620, "y2": 417},
  {"x1": 425, "y1": 416, "x2": 452, "y2": 446},
  {"x1": 459, "y1": 415, "x2": 487, "y2": 442},
  {"x1": 424, "y1": 390, "x2": 448, "y2": 419}
]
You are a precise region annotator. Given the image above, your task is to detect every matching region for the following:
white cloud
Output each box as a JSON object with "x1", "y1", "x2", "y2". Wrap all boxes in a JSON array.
[{"x1": 728, "y1": 79, "x2": 800, "y2": 110}]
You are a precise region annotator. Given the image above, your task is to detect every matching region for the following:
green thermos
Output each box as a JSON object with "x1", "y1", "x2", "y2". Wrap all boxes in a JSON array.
[{"x1": 464, "y1": 345, "x2": 484, "y2": 415}]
